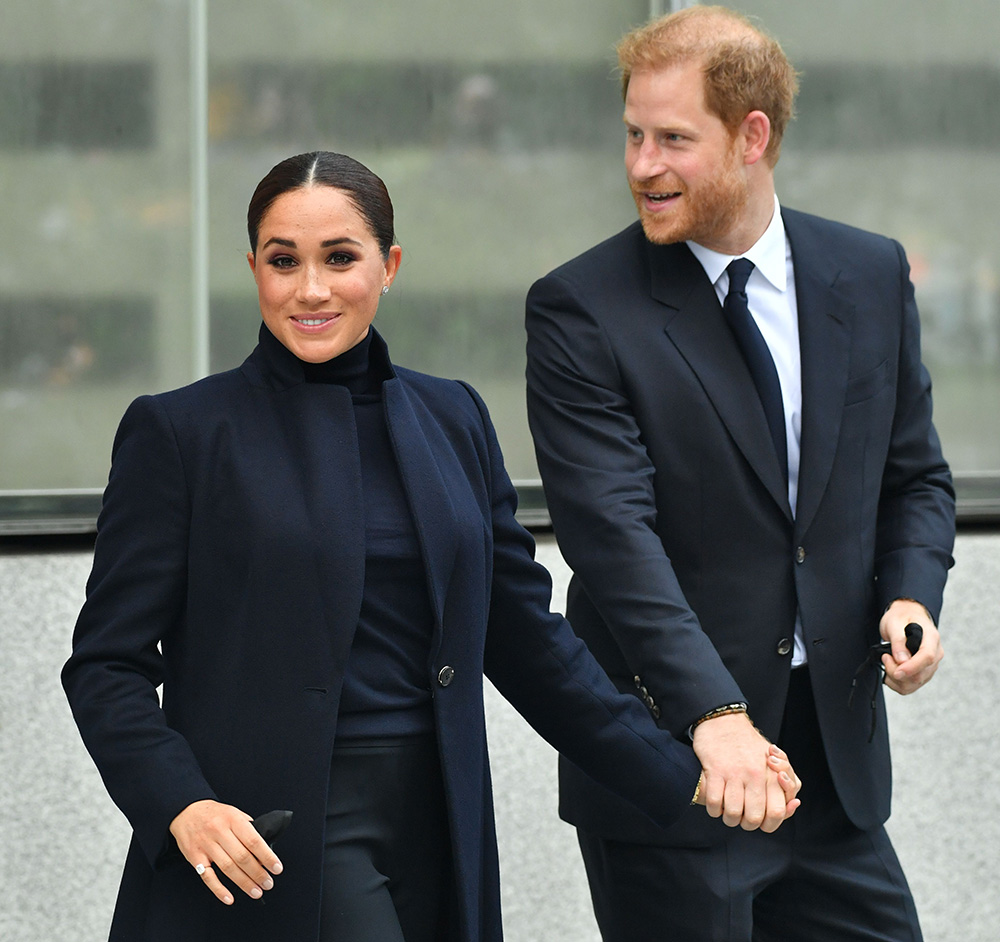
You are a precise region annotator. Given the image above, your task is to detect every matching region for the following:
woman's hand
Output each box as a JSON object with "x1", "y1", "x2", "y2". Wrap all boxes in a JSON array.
[
  {"x1": 169, "y1": 799, "x2": 283, "y2": 905},
  {"x1": 764, "y1": 743, "x2": 801, "y2": 829}
]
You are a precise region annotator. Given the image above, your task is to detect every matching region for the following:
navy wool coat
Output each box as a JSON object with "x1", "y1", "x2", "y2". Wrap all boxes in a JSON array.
[{"x1": 63, "y1": 325, "x2": 701, "y2": 942}]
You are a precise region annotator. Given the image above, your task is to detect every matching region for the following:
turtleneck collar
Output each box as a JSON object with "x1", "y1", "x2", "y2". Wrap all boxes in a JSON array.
[
  {"x1": 301, "y1": 328, "x2": 374, "y2": 393},
  {"x1": 244, "y1": 321, "x2": 396, "y2": 392}
]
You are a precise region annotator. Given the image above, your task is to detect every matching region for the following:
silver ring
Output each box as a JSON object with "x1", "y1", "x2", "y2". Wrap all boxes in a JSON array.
[{"x1": 195, "y1": 863, "x2": 206, "y2": 876}]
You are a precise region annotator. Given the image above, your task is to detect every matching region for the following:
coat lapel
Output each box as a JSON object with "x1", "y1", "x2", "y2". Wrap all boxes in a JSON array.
[
  {"x1": 650, "y1": 241, "x2": 793, "y2": 519},
  {"x1": 383, "y1": 378, "x2": 460, "y2": 633},
  {"x1": 783, "y1": 212, "x2": 853, "y2": 538}
]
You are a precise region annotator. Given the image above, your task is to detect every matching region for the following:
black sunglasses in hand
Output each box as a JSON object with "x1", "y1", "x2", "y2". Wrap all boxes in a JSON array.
[{"x1": 848, "y1": 623, "x2": 923, "y2": 742}]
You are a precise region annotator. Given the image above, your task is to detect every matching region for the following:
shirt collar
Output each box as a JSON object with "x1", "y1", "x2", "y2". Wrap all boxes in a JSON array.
[{"x1": 686, "y1": 194, "x2": 788, "y2": 291}]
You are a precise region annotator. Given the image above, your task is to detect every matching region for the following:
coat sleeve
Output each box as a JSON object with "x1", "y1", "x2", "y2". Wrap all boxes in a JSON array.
[
  {"x1": 458, "y1": 382, "x2": 702, "y2": 829},
  {"x1": 873, "y1": 241, "x2": 956, "y2": 622},
  {"x1": 61, "y1": 395, "x2": 217, "y2": 866},
  {"x1": 524, "y1": 273, "x2": 744, "y2": 736}
]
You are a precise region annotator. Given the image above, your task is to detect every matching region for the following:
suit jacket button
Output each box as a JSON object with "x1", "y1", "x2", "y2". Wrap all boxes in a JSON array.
[
  {"x1": 651, "y1": 705, "x2": 661, "y2": 719},
  {"x1": 437, "y1": 666, "x2": 455, "y2": 687},
  {"x1": 795, "y1": 546, "x2": 807, "y2": 564},
  {"x1": 776, "y1": 638, "x2": 793, "y2": 656},
  {"x1": 634, "y1": 675, "x2": 643, "y2": 689}
]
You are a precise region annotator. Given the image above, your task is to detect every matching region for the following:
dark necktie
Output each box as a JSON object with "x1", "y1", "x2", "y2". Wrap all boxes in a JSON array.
[{"x1": 722, "y1": 258, "x2": 788, "y2": 482}]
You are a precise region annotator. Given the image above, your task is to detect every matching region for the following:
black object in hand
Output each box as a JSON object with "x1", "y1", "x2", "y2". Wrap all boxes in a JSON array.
[
  {"x1": 253, "y1": 809, "x2": 293, "y2": 847},
  {"x1": 868, "y1": 622, "x2": 923, "y2": 662},
  {"x1": 849, "y1": 623, "x2": 924, "y2": 741}
]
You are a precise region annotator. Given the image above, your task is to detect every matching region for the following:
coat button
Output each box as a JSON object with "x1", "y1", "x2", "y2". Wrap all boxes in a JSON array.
[
  {"x1": 437, "y1": 666, "x2": 455, "y2": 687},
  {"x1": 795, "y1": 546, "x2": 806, "y2": 564},
  {"x1": 634, "y1": 675, "x2": 643, "y2": 689},
  {"x1": 776, "y1": 638, "x2": 793, "y2": 656},
  {"x1": 651, "y1": 705, "x2": 661, "y2": 720}
]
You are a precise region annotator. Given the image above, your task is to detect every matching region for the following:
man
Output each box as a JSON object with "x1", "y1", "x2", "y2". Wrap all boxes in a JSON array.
[{"x1": 525, "y1": 7, "x2": 955, "y2": 940}]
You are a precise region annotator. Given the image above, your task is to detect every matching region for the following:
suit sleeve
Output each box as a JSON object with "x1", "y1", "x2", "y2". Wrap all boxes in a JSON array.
[
  {"x1": 525, "y1": 274, "x2": 744, "y2": 736},
  {"x1": 457, "y1": 382, "x2": 702, "y2": 828},
  {"x1": 873, "y1": 241, "x2": 955, "y2": 621},
  {"x1": 61, "y1": 396, "x2": 217, "y2": 865}
]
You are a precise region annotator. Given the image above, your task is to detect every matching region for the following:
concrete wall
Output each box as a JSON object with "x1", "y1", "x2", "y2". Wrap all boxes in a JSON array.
[{"x1": 1, "y1": 530, "x2": 996, "y2": 941}]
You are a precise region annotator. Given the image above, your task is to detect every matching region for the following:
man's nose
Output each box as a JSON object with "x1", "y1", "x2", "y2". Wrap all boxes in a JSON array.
[{"x1": 629, "y1": 140, "x2": 667, "y2": 181}]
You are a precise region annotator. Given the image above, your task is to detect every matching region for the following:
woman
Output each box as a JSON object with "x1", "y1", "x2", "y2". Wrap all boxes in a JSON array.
[{"x1": 63, "y1": 152, "x2": 797, "y2": 942}]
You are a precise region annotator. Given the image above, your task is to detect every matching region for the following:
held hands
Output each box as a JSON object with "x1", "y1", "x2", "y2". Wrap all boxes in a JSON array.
[
  {"x1": 692, "y1": 713, "x2": 801, "y2": 832},
  {"x1": 169, "y1": 799, "x2": 283, "y2": 905},
  {"x1": 880, "y1": 598, "x2": 943, "y2": 695}
]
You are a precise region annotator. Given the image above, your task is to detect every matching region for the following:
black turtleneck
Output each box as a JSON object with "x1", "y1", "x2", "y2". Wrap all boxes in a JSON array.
[{"x1": 300, "y1": 330, "x2": 435, "y2": 739}]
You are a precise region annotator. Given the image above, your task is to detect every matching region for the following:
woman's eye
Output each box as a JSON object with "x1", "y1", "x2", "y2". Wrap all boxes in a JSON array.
[
  {"x1": 268, "y1": 255, "x2": 296, "y2": 269},
  {"x1": 328, "y1": 252, "x2": 354, "y2": 265}
]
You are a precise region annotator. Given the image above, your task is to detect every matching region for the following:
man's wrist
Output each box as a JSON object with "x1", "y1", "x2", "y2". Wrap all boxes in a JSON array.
[{"x1": 687, "y1": 702, "x2": 748, "y2": 740}]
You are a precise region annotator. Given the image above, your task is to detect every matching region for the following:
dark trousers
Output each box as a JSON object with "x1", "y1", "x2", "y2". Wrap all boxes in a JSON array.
[
  {"x1": 577, "y1": 669, "x2": 923, "y2": 942},
  {"x1": 320, "y1": 734, "x2": 454, "y2": 942}
]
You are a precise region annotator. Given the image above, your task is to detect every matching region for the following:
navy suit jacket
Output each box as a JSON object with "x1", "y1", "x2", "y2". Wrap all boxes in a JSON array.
[
  {"x1": 525, "y1": 208, "x2": 955, "y2": 846},
  {"x1": 63, "y1": 325, "x2": 701, "y2": 941}
]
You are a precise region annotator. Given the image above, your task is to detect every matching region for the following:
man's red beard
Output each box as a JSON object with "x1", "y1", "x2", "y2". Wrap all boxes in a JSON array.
[{"x1": 631, "y1": 155, "x2": 749, "y2": 247}]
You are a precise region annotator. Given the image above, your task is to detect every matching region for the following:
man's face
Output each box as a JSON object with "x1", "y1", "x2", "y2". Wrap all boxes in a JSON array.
[{"x1": 624, "y1": 62, "x2": 749, "y2": 252}]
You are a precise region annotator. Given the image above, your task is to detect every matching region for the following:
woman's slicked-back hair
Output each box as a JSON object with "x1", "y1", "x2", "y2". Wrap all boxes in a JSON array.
[{"x1": 247, "y1": 151, "x2": 396, "y2": 258}]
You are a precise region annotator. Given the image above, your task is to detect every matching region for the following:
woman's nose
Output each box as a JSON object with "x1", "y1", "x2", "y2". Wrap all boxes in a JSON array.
[{"x1": 299, "y1": 266, "x2": 332, "y2": 303}]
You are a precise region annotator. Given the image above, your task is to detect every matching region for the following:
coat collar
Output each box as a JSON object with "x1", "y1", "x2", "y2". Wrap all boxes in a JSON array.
[
  {"x1": 650, "y1": 238, "x2": 793, "y2": 519},
  {"x1": 782, "y1": 209, "x2": 853, "y2": 537},
  {"x1": 238, "y1": 321, "x2": 459, "y2": 635},
  {"x1": 649, "y1": 208, "x2": 854, "y2": 530}
]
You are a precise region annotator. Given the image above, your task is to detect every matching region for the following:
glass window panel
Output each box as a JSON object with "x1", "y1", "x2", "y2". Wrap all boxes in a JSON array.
[
  {"x1": 740, "y1": 0, "x2": 1000, "y2": 475},
  {"x1": 205, "y1": 0, "x2": 652, "y2": 485},
  {"x1": 2, "y1": 0, "x2": 999, "y2": 529},
  {"x1": 0, "y1": 0, "x2": 195, "y2": 503}
]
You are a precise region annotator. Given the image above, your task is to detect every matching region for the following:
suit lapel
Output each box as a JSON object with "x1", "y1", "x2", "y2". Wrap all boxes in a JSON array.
[
  {"x1": 383, "y1": 378, "x2": 459, "y2": 633},
  {"x1": 651, "y1": 241, "x2": 792, "y2": 519},
  {"x1": 784, "y1": 212, "x2": 853, "y2": 537}
]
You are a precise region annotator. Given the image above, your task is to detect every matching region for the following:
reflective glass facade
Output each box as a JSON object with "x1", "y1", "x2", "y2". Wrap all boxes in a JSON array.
[{"x1": 2, "y1": 1, "x2": 998, "y2": 529}]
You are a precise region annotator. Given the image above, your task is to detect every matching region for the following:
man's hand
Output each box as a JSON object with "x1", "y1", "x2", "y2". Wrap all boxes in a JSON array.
[
  {"x1": 880, "y1": 598, "x2": 943, "y2": 695},
  {"x1": 169, "y1": 799, "x2": 283, "y2": 905},
  {"x1": 692, "y1": 712, "x2": 800, "y2": 832}
]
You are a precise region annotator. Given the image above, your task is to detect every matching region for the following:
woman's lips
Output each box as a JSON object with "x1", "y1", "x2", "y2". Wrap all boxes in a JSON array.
[{"x1": 291, "y1": 314, "x2": 340, "y2": 331}]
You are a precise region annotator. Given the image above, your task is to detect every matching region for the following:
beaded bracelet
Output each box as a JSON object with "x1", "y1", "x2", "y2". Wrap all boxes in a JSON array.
[{"x1": 692, "y1": 702, "x2": 748, "y2": 730}]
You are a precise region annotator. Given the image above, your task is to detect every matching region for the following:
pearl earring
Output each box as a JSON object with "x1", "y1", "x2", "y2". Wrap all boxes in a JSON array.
[{"x1": 381, "y1": 286, "x2": 389, "y2": 296}]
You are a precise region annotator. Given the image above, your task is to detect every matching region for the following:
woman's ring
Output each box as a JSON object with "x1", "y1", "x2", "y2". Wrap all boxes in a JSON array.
[{"x1": 195, "y1": 863, "x2": 206, "y2": 876}]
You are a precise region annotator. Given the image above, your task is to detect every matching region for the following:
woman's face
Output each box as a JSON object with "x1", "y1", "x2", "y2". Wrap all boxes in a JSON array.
[{"x1": 248, "y1": 185, "x2": 401, "y2": 363}]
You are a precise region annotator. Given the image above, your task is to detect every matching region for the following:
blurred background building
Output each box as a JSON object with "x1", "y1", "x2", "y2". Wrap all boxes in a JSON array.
[{"x1": 0, "y1": 0, "x2": 998, "y2": 529}]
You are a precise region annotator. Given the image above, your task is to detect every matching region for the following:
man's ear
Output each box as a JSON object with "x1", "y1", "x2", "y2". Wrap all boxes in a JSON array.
[{"x1": 740, "y1": 110, "x2": 771, "y2": 166}]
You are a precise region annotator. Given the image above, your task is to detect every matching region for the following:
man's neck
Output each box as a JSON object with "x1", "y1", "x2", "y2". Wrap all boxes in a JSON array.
[{"x1": 698, "y1": 177, "x2": 776, "y2": 257}]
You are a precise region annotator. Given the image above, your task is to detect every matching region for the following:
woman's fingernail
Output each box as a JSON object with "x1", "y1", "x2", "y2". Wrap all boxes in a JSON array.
[
  {"x1": 272, "y1": 861, "x2": 283, "y2": 875},
  {"x1": 262, "y1": 878, "x2": 274, "y2": 891},
  {"x1": 251, "y1": 887, "x2": 263, "y2": 899},
  {"x1": 224, "y1": 895, "x2": 234, "y2": 905}
]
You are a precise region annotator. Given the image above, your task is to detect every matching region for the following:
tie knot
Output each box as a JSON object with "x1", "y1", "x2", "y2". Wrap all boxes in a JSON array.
[{"x1": 726, "y1": 258, "x2": 755, "y2": 296}]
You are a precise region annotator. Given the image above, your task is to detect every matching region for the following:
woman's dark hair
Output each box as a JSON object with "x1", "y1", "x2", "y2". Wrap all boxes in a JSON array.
[{"x1": 247, "y1": 151, "x2": 396, "y2": 258}]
